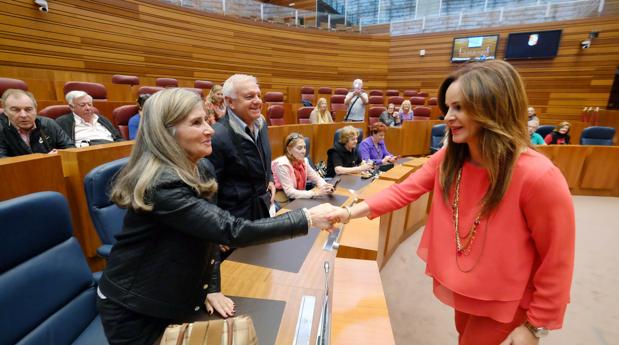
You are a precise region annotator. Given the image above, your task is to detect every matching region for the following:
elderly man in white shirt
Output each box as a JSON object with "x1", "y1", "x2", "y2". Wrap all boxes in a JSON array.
[
  {"x1": 343, "y1": 79, "x2": 369, "y2": 122},
  {"x1": 55, "y1": 90, "x2": 123, "y2": 146}
]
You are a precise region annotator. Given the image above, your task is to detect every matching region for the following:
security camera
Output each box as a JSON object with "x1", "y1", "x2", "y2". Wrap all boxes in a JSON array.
[
  {"x1": 580, "y1": 40, "x2": 591, "y2": 49},
  {"x1": 34, "y1": 0, "x2": 49, "y2": 13}
]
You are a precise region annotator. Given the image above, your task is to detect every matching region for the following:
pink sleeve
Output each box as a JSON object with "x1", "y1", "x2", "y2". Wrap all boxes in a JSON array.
[
  {"x1": 521, "y1": 165, "x2": 575, "y2": 329},
  {"x1": 365, "y1": 150, "x2": 441, "y2": 219},
  {"x1": 275, "y1": 161, "x2": 315, "y2": 199}
]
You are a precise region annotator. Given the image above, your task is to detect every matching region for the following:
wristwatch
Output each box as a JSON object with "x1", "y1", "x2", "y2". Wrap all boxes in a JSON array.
[{"x1": 524, "y1": 320, "x2": 549, "y2": 338}]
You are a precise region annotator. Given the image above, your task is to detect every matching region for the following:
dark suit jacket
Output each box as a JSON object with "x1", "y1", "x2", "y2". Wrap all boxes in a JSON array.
[
  {"x1": 0, "y1": 113, "x2": 74, "y2": 157},
  {"x1": 207, "y1": 110, "x2": 273, "y2": 220},
  {"x1": 99, "y1": 159, "x2": 308, "y2": 320},
  {"x1": 55, "y1": 112, "x2": 123, "y2": 144}
]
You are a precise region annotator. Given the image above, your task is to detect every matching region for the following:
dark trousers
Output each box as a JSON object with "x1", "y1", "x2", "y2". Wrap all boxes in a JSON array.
[{"x1": 97, "y1": 296, "x2": 172, "y2": 345}]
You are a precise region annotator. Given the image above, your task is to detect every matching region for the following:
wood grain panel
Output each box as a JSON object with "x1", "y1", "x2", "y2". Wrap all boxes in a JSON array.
[
  {"x1": 389, "y1": 17, "x2": 619, "y2": 122},
  {"x1": 0, "y1": 154, "x2": 68, "y2": 201}
]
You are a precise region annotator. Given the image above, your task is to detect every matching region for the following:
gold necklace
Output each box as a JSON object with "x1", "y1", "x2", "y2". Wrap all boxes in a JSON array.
[{"x1": 452, "y1": 168, "x2": 482, "y2": 256}]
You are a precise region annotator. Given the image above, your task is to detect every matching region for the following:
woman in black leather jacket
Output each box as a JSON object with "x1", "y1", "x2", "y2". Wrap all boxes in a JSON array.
[{"x1": 96, "y1": 88, "x2": 336, "y2": 345}]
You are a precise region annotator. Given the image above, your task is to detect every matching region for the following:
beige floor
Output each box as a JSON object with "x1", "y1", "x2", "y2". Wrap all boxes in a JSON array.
[{"x1": 380, "y1": 195, "x2": 619, "y2": 345}]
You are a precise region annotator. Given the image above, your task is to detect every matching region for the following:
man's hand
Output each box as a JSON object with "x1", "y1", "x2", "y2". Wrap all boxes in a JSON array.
[
  {"x1": 499, "y1": 325, "x2": 539, "y2": 345},
  {"x1": 268, "y1": 181, "x2": 276, "y2": 204},
  {"x1": 206, "y1": 292, "x2": 235, "y2": 318}
]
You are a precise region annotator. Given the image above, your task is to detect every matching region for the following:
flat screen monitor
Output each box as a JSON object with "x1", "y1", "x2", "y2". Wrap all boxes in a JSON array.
[
  {"x1": 451, "y1": 35, "x2": 499, "y2": 63},
  {"x1": 504, "y1": 30, "x2": 562, "y2": 60}
]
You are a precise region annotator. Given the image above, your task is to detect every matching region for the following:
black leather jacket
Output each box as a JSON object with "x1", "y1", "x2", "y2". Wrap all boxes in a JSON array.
[{"x1": 99, "y1": 160, "x2": 309, "y2": 320}]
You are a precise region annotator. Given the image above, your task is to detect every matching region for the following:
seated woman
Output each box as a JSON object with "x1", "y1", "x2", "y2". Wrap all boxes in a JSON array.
[
  {"x1": 309, "y1": 97, "x2": 333, "y2": 124},
  {"x1": 272, "y1": 133, "x2": 334, "y2": 199},
  {"x1": 528, "y1": 119, "x2": 545, "y2": 145},
  {"x1": 96, "y1": 88, "x2": 336, "y2": 345},
  {"x1": 544, "y1": 121, "x2": 571, "y2": 144},
  {"x1": 398, "y1": 100, "x2": 414, "y2": 121},
  {"x1": 326, "y1": 125, "x2": 373, "y2": 177},
  {"x1": 379, "y1": 103, "x2": 401, "y2": 127},
  {"x1": 359, "y1": 122, "x2": 397, "y2": 165},
  {"x1": 204, "y1": 85, "x2": 226, "y2": 121},
  {"x1": 127, "y1": 94, "x2": 151, "y2": 140}
]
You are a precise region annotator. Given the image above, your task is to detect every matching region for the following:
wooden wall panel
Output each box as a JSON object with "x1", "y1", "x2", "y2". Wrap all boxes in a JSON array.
[
  {"x1": 389, "y1": 17, "x2": 619, "y2": 125},
  {"x1": 0, "y1": 0, "x2": 389, "y2": 102}
]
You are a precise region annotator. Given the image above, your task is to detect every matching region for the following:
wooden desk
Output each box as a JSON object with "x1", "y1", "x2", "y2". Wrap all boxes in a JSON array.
[
  {"x1": 402, "y1": 156, "x2": 430, "y2": 171},
  {"x1": 356, "y1": 179, "x2": 394, "y2": 201},
  {"x1": 337, "y1": 216, "x2": 379, "y2": 261},
  {"x1": 0, "y1": 154, "x2": 67, "y2": 201},
  {"x1": 59, "y1": 141, "x2": 134, "y2": 260},
  {"x1": 331, "y1": 258, "x2": 395, "y2": 345},
  {"x1": 378, "y1": 164, "x2": 413, "y2": 183}
]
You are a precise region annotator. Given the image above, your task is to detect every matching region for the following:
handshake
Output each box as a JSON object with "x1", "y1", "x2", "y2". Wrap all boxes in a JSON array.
[{"x1": 306, "y1": 203, "x2": 355, "y2": 231}]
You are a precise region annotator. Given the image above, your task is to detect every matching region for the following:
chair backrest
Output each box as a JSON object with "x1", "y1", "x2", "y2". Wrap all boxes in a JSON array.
[
  {"x1": 427, "y1": 97, "x2": 438, "y2": 106},
  {"x1": 84, "y1": 158, "x2": 129, "y2": 257},
  {"x1": 330, "y1": 95, "x2": 348, "y2": 113},
  {"x1": 111, "y1": 74, "x2": 139, "y2": 86},
  {"x1": 113, "y1": 105, "x2": 139, "y2": 139},
  {"x1": 334, "y1": 88, "x2": 348, "y2": 95},
  {"x1": 369, "y1": 95, "x2": 385, "y2": 106},
  {"x1": 300, "y1": 86, "x2": 315, "y2": 103},
  {"x1": 156, "y1": 78, "x2": 178, "y2": 88},
  {"x1": 64, "y1": 81, "x2": 107, "y2": 100},
  {"x1": 267, "y1": 104, "x2": 285, "y2": 125},
  {"x1": 536, "y1": 125, "x2": 554, "y2": 139},
  {"x1": 410, "y1": 96, "x2": 426, "y2": 105},
  {"x1": 195, "y1": 80, "x2": 214, "y2": 89},
  {"x1": 413, "y1": 106, "x2": 431, "y2": 118},
  {"x1": 368, "y1": 106, "x2": 385, "y2": 126},
  {"x1": 385, "y1": 90, "x2": 399, "y2": 96},
  {"x1": 318, "y1": 87, "x2": 332, "y2": 94},
  {"x1": 264, "y1": 91, "x2": 284, "y2": 104},
  {"x1": 39, "y1": 105, "x2": 71, "y2": 120},
  {"x1": 182, "y1": 87, "x2": 204, "y2": 98},
  {"x1": 369, "y1": 90, "x2": 383, "y2": 96},
  {"x1": 388, "y1": 96, "x2": 404, "y2": 106},
  {"x1": 403, "y1": 90, "x2": 418, "y2": 97},
  {"x1": 417, "y1": 91, "x2": 429, "y2": 97},
  {"x1": 297, "y1": 106, "x2": 313, "y2": 124},
  {"x1": 333, "y1": 127, "x2": 363, "y2": 147},
  {"x1": 0, "y1": 192, "x2": 105, "y2": 345},
  {"x1": 138, "y1": 86, "x2": 164, "y2": 95},
  {"x1": 430, "y1": 124, "x2": 446, "y2": 153},
  {"x1": 580, "y1": 126, "x2": 616, "y2": 145},
  {"x1": 0, "y1": 77, "x2": 28, "y2": 96}
]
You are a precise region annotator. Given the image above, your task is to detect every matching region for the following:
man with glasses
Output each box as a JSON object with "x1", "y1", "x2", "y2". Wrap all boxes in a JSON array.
[
  {"x1": 56, "y1": 90, "x2": 123, "y2": 146},
  {"x1": 0, "y1": 89, "x2": 73, "y2": 158}
]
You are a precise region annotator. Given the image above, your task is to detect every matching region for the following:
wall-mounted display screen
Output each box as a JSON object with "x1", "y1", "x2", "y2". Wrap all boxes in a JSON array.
[
  {"x1": 504, "y1": 30, "x2": 562, "y2": 60},
  {"x1": 451, "y1": 35, "x2": 499, "y2": 62}
]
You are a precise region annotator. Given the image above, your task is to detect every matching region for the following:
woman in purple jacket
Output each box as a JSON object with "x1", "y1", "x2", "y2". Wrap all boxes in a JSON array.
[{"x1": 358, "y1": 122, "x2": 397, "y2": 166}]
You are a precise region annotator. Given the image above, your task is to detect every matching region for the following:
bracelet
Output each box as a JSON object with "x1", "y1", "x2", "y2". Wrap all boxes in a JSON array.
[{"x1": 342, "y1": 205, "x2": 352, "y2": 224}]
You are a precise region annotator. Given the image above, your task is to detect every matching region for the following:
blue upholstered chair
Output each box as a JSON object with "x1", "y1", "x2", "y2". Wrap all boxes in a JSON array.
[
  {"x1": 84, "y1": 157, "x2": 129, "y2": 258},
  {"x1": 430, "y1": 124, "x2": 446, "y2": 154},
  {"x1": 580, "y1": 126, "x2": 616, "y2": 145},
  {"x1": 0, "y1": 192, "x2": 108, "y2": 345},
  {"x1": 535, "y1": 125, "x2": 555, "y2": 141}
]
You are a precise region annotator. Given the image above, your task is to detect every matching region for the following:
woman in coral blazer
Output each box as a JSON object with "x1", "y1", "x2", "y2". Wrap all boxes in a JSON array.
[{"x1": 328, "y1": 61, "x2": 575, "y2": 345}]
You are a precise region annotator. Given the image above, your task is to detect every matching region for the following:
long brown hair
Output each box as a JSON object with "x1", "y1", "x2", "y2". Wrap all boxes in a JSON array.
[{"x1": 437, "y1": 60, "x2": 529, "y2": 217}]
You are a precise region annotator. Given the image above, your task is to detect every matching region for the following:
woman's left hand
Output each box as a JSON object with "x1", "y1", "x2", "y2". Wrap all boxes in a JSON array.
[
  {"x1": 499, "y1": 325, "x2": 539, "y2": 345},
  {"x1": 206, "y1": 292, "x2": 235, "y2": 317}
]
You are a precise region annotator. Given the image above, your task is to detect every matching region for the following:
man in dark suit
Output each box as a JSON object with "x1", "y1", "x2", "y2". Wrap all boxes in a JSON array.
[
  {"x1": 56, "y1": 90, "x2": 123, "y2": 146},
  {"x1": 0, "y1": 89, "x2": 73, "y2": 158},
  {"x1": 208, "y1": 74, "x2": 275, "y2": 221}
]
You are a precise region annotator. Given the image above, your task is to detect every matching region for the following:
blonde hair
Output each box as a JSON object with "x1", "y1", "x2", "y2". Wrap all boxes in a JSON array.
[
  {"x1": 206, "y1": 85, "x2": 223, "y2": 105},
  {"x1": 400, "y1": 100, "x2": 412, "y2": 112},
  {"x1": 555, "y1": 121, "x2": 571, "y2": 132},
  {"x1": 311, "y1": 97, "x2": 332, "y2": 124},
  {"x1": 437, "y1": 60, "x2": 529, "y2": 217},
  {"x1": 111, "y1": 88, "x2": 217, "y2": 211},
  {"x1": 338, "y1": 125, "x2": 358, "y2": 144}
]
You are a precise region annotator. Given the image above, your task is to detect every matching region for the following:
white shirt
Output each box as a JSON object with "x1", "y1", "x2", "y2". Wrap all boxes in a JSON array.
[
  {"x1": 73, "y1": 113, "x2": 113, "y2": 144},
  {"x1": 344, "y1": 91, "x2": 368, "y2": 121}
]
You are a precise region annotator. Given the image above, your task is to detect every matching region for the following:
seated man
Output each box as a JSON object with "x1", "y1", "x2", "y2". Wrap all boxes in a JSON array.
[
  {"x1": 56, "y1": 90, "x2": 123, "y2": 146},
  {"x1": 0, "y1": 89, "x2": 74, "y2": 158}
]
